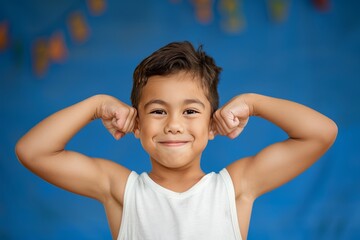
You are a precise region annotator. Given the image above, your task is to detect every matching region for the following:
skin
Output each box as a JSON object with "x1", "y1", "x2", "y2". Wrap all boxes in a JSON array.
[
  {"x1": 134, "y1": 72, "x2": 215, "y2": 192},
  {"x1": 15, "y1": 71, "x2": 338, "y2": 239}
]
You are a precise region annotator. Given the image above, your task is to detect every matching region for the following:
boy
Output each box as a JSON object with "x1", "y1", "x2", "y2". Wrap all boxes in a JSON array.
[{"x1": 15, "y1": 41, "x2": 338, "y2": 240}]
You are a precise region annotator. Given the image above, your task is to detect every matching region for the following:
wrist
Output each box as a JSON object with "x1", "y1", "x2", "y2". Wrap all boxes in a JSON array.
[
  {"x1": 90, "y1": 94, "x2": 113, "y2": 120},
  {"x1": 235, "y1": 93, "x2": 260, "y2": 116}
]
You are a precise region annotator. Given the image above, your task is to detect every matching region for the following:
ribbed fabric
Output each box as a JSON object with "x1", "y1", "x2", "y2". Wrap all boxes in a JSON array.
[{"x1": 117, "y1": 168, "x2": 242, "y2": 240}]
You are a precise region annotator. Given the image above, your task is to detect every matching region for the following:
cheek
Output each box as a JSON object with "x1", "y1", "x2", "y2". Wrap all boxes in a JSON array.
[
  {"x1": 138, "y1": 119, "x2": 159, "y2": 137},
  {"x1": 190, "y1": 121, "x2": 210, "y2": 136}
]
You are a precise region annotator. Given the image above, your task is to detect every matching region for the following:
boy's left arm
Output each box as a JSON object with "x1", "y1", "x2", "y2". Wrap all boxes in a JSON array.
[{"x1": 213, "y1": 93, "x2": 338, "y2": 199}]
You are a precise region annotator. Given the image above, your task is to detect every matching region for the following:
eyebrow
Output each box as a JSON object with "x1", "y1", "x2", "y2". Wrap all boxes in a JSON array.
[
  {"x1": 183, "y1": 99, "x2": 205, "y2": 108},
  {"x1": 143, "y1": 99, "x2": 167, "y2": 109},
  {"x1": 143, "y1": 99, "x2": 205, "y2": 109}
]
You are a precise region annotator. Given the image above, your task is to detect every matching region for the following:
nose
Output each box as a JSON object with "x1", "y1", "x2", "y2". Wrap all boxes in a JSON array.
[{"x1": 164, "y1": 115, "x2": 184, "y2": 134}]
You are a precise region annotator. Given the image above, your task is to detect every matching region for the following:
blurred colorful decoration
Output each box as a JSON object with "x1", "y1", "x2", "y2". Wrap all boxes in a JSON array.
[
  {"x1": 48, "y1": 31, "x2": 68, "y2": 63},
  {"x1": 192, "y1": 0, "x2": 214, "y2": 24},
  {"x1": 0, "y1": 21, "x2": 9, "y2": 51},
  {"x1": 68, "y1": 12, "x2": 89, "y2": 43},
  {"x1": 313, "y1": 0, "x2": 330, "y2": 11},
  {"x1": 32, "y1": 38, "x2": 49, "y2": 77},
  {"x1": 219, "y1": 0, "x2": 245, "y2": 33},
  {"x1": 1, "y1": 1, "x2": 109, "y2": 77},
  {"x1": 267, "y1": 0, "x2": 290, "y2": 22},
  {"x1": 3, "y1": 1, "x2": 334, "y2": 78},
  {"x1": 87, "y1": 0, "x2": 107, "y2": 16}
]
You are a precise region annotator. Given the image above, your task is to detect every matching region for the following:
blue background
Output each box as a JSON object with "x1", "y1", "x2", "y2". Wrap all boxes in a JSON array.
[{"x1": 1, "y1": 0, "x2": 359, "y2": 239}]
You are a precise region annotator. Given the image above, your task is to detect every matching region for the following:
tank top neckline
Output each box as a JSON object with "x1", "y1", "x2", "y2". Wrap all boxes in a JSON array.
[{"x1": 141, "y1": 171, "x2": 215, "y2": 198}]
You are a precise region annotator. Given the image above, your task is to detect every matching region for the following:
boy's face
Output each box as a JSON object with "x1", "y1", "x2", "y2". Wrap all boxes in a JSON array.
[{"x1": 134, "y1": 71, "x2": 215, "y2": 170}]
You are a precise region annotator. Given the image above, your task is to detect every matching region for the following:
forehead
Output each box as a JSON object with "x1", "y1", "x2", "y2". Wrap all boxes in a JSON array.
[{"x1": 139, "y1": 72, "x2": 209, "y2": 106}]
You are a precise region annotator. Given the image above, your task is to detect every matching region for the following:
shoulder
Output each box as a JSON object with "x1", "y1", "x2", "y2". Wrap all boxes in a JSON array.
[
  {"x1": 94, "y1": 158, "x2": 132, "y2": 205},
  {"x1": 225, "y1": 156, "x2": 256, "y2": 201}
]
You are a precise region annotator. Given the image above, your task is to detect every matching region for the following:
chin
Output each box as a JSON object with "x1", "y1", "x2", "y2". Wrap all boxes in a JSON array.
[{"x1": 151, "y1": 156, "x2": 197, "y2": 170}]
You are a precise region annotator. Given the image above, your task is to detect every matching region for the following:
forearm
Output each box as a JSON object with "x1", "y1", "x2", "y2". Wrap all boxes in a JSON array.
[
  {"x1": 16, "y1": 95, "x2": 107, "y2": 161},
  {"x1": 244, "y1": 93, "x2": 337, "y2": 144}
]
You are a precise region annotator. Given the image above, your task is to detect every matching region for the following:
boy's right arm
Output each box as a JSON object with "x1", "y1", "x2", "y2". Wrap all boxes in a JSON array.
[{"x1": 15, "y1": 95, "x2": 137, "y2": 203}]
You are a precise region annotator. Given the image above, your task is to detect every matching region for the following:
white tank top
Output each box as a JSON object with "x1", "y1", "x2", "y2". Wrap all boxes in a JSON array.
[{"x1": 117, "y1": 168, "x2": 242, "y2": 240}]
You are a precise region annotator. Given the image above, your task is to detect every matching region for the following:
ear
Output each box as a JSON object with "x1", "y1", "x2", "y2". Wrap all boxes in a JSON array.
[
  {"x1": 133, "y1": 117, "x2": 140, "y2": 139},
  {"x1": 208, "y1": 119, "x2": 215, "y2": 140}
]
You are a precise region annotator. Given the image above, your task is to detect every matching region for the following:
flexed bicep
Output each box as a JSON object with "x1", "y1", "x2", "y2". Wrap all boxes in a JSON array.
[
  {"x1": 24, "y1": 151, "x2": 130, "y2": 202},
  {"x1": 225, "y1": 94, "x2": 337, "y2": 199},
  {"x1": 15, "y1": 95, "x2": 132, "y2": 202}
]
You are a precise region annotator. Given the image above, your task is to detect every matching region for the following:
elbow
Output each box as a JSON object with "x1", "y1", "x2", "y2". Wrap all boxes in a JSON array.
[
  {"x1": 15, "y1": 138, "x2": 33, "y2": 168},
  {"x1": 15, "y1": 139, "x2": 26, "y2": 164},
  {"x1": 321, "y1": 119, "x2": 338, "y2": 149},
  {"x1": 327, "y1": 119, "x2": 338, "y2": 143}
]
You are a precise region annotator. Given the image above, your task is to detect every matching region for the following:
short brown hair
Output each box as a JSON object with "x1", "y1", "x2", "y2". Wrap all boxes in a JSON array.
[{"x1": 131, "y1": 41, "x2": 222, "y2": 114}]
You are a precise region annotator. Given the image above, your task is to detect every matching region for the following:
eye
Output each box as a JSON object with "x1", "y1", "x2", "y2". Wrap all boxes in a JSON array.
[
  {"x1": 184, "y1": 109, "x2": 199, "y2": 115},
  {"x1": 150, "y1": 109, "x2": 166, "y2": 115}
]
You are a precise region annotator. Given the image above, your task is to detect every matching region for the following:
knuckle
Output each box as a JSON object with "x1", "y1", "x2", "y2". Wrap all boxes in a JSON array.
[
  {"x1": 220, "y1": 108, "x2": 228, "y2": 117},
  {"x1": 220, "y1": 110, "x2": 225, "y2": 116}
]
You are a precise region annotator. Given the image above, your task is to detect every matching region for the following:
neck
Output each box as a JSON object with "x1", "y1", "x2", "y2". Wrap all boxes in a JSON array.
[
  {"x1": 149, "y1": 167, "x2": 205, "y2": 181},
  {"x1": 148, "y1": 159, "x2": 206, "y2": 192}
]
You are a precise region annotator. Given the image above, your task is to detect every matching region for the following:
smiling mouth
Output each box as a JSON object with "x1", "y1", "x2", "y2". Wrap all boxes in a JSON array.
[{"x1": 158, "y1": 141, "x2": 189, "y2": 147}]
